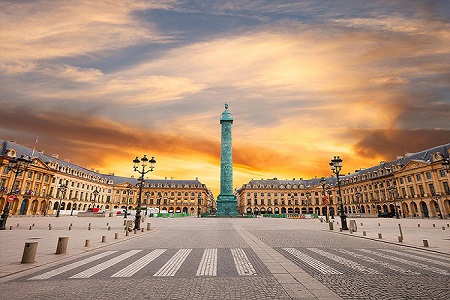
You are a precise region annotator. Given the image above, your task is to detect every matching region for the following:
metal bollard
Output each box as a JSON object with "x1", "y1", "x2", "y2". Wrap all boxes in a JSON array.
[
  {"x1": 398, "y1": 236, "x2": 403, "y2": 242},
  {"x1": 147, "y1": 223, "x2": 151, "y2": 230},
  {"x1": 141, "y1": 228, "x2": 144, "y2": 232},
  {"x1": 134, "y1": 229, "x2": 137, "y2": 234},
  {"x1": 89, "y1": 223, "x2": 91, "y2": 226},
  {"x1": 363, "y1": 231, "x2": 366, "y2": 236},
  {"x1": 101, "y1": 236, "x2": 106, "y2": 243},
  {"x1": 360, "y1": 223, "x2": 363, "y2": 226},
  {"x1": 68, "y1": 225, "x2": 72, "y2": 230},
  {"x1": 433, "y1": 224, "x2": 436, "y2": 227},
  {"x1": 108, "y1": 226, "x2": 111, "y2": 231},
  {"x1": 49, "y1": 226, "x2": 52, "y2": 230},
  {"x1": 56, "y1": 237, "x2": 69, "y2": 254},
  {"x1": 32, "y1": 223, "x2": 35, "y2": 227},
  {"x1": 418, "y1": 224, "x2": 420, "y2": 227},
  {"x1": 443, "y1": 227, "x2": 446, "y2": 230},
  {"x1": 85, "y1": 239, "x2": 90, "y2": 247},
  {"x1": 88, "y1": 226, "x2": 91, "y2": 230},
  {"x1": 378, "y1": 223, "x2": 380, "y2": 227},
  {"x1": 423, "y1": 240, "x2": 429, "y2": 247},
  {"x1": 328, "y1": 222, "x2": 334, "y2": 230},
  {"x1": 106, "y1": 223, "x2": 109, "y2": 226},
  {"x1": 339, "y1": 228, "x2": 343, "y2": 232},
  {"x1": 21, "y1": 242, "x2": 38, "y2": 264},
  {"x1": 126, "y1": 230, "x2": 129, "y2": 236},
  {"x1": 29, "y1": 225, "x2": 32, "y2": 230},
  {"x1": 378, "y1": 233, "x2": 382, "y2": 239},
  {"x1": 17, "y1": 223, "x2": 19, "y2": 227},
  {"x1": 9, "y1": 226, "x2": 12, "y2": 230},
  {"x1": 115, "y1": 233, "x2": 119, "y2": 239}
]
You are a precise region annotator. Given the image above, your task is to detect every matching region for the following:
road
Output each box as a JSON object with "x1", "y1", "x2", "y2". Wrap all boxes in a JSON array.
[{"x1": 0, "y1": 217, "x2": 449, "y2": 299}]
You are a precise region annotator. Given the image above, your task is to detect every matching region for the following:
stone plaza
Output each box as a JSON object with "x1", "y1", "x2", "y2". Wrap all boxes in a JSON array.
[{"x1": 0, "y1": 215, "x2": 449, "y2": 299}]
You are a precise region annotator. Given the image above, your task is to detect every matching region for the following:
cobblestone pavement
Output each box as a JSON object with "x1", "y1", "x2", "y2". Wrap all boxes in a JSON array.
[{"x1": 1, "y1": 216, "x2": 449, "y2": 299}]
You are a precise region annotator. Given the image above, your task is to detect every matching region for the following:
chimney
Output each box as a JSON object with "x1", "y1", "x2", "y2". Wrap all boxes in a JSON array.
[{"x1": 52, "y1": 154, "x2": 59, "y2": 159}]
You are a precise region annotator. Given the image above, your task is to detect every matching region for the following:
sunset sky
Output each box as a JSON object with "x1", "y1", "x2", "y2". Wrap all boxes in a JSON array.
[{"x1": 1, "y1": 0, "x2": 449, "y2": 196}]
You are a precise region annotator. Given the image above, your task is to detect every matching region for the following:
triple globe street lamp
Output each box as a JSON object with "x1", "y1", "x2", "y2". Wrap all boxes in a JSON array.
[
  {"x1": 0, "y1": 155, "x2": 33, "y2": 230},
  {"x1": 56, "y1": 183, "x2": 68, "y2": 217},
  {"x1": 133, "y1": 155, "x2": 156, "y2": 230},
  {"x1": 329, "y1": 156, "x2": 348, "y2": 230}
]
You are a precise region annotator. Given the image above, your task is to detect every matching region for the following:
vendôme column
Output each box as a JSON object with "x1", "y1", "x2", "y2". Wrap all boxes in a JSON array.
[{"x1": 216, "y1": 103, "x2": 238, "y2": 216}]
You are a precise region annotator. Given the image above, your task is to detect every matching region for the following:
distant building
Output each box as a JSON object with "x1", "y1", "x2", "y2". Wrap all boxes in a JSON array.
[
  {"x1": 0, "y1": 140, "x2": 215, "y2": 216},
  {"x1": 236, "y1": 143, "x2": 450, "y2": 219}
]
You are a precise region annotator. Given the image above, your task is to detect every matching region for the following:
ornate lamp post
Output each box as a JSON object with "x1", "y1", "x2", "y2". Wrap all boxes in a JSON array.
[
  {"x1": 329, "y1": 156, "x2": 348, "y2": 230},
  {"x1": 355, "y1": 192, "x2": 362, "y2": 213},
  {"x1": 197, "y1": 194, "x2": 202, "y2": 217},
  {"x1": 0, "y1": 155, "x2": 32, "y2": 230},
  {"x1": 388, "y1": 185, "x2": 400, "y2": 219},
  {"x1": 91, "y1": 188, "x2": 99, "y2": 211},
  {"x1": 305, "y1": 191, "x2": 311, "y2": 215},
  {"x1": 56, "y1": 183, "x2": 68, "y2": 217},
  {"x1": 70, "y1": 198, "x2": 77, "y2": 216},
  {"x1": 133, "y1": 155, "x2": 156, "y2": 230},
  {"x1": 320, "y1": 177, "x2": 329, "y2": 222},
  {"x1": 291, "y1": 195, "x2": 295, "y2": 215},
  {"x1": 144, "y1": 191, "x2": 150, "y2": 216},
  {"x1": 326, "y1": 185, "x2": 334, "y2": 219},
  {"x1": 125, "y1": 184, "x2": 133, "y2": 219}
]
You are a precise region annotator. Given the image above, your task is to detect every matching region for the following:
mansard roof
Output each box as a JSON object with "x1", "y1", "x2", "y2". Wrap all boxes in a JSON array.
[
  {"x1": 1, "y1": 140, "x2": 204, "y2": 187},
  {"x1": 342, "y1": 143, "x2": 450, "y2": 181}
]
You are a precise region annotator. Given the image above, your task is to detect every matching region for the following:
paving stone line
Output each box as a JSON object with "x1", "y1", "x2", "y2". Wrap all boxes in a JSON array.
[
  {"x1": 153, "y1": 248, "x2": 192, "y2": 277},
  {"x1": 283, "y1": 248, "x2": 342, "y2": 275},
  {"x1": 357, "y1": 248, "x2": 449, "y2": 275},
  {"x1": 231, "y1": 248, "x2": 257, "y2": 276},
  {"x1": 70, "y1": 250, "x2": 141, "y2": 278},
  {"x1": 377, "y1": 248, "x2": 450, "y2": 268},
  {"x1": 196, "y1": 248, "x2": 217, "y2": 276},
  {"x1": 29, "y1": 250, "x2": 117, "y2": 280},
  {"x1": 334, "y1": 248, "x2": 420, "y2": 275},
  {"x1": 111, "y1": 248, "x2": 166, "y2": 277},
  {"x1": 307, "y1": 248, "x2": 380, "y2": 274}
]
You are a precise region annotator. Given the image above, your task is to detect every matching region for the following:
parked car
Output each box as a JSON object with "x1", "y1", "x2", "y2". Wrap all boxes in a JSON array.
[{"x1": 378, "y1": 211, "x2": 395, "y2": 218}]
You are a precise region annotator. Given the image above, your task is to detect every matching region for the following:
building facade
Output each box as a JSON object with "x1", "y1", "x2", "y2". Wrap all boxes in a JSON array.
[
  {"x1": 236, "y1": 143, "x2": 450, "y2": 219},
  {"x1": 0, "y1": 140, "x2": 215, "y2": 217}
]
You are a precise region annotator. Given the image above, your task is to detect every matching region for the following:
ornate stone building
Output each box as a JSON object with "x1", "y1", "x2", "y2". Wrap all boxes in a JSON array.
[
  {"x1": 0, "y1": 140, "x2": 214, "y2": 216},
  {"x1": 236, "y1": 143, "x2": 450, "y2": 219}
]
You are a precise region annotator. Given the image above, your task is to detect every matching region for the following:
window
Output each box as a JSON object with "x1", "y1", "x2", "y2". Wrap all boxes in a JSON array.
[
  {"x1": 426, "y1": 172, "x2": 432, "y2": 180},
  {"x1": 428, "y1": 183, "x2": 435, "y2": 195},
  {"x1": 2, "y1": 166, "x2": 9, "y2": 174},
  {"x1": 409, "y1": 186, "x2": 415, "y2": 197},
  {"x1": 416, "y1": 174, "x2": 421, "y2": 181},
  {"x1": 37, "y1": 173, "x2": 42, "y2": 180},
  {"x1": 440, "y1": 170, "x2": 446, "y2": 177},
  {"x1": 443, "y1": 182, "x2": 450, "y2": 194},
  {"x1": 418, "y1": 185, "x2": 424, "y2": 196},
  {"x1": 399, "y1": 177, "x2": 404, "y2": 184},
  {"x1": 407, "y1": 176, "x2": 412, "y2": 183}
]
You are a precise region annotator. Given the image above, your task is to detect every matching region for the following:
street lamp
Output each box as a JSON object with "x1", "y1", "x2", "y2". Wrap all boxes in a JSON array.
[
  {"x1": 91, "y1": 188, "x2": 99, "y2": 211},
  {"x1": 305, "y1": 191, "x2": 311, "y2": 215},
  {"x1": 326, "y1": 185, "x2": 334, "y2": 219},
  {"x1": 56, "y1": 183, "x2": 68, "y2": 217},
  {"x1": 144, "y1": 191, "x2": 150, "y2": 216},
  {"x1": 133, "y1": 155, "x2": 156, "y2": 230},
  {"x1": 387, "y1": 185, "x2": 400, "y2": 219},
  {"x1": 329, "y1": 156, "x2": 348, "y2": 230},
  {"x1": 70, "y1": 198, "x2": 77, "y2": 216},
  {"x1": 197, "y1": 194, "x2": 202, "y2": 218},
  {"x1": 355, "y1": 192, "x2": 362, "y2": 213},
  {"x1": 0, "y1": 155, "x2": 32, "y2": 230},
  {"x1": 125, "y1": 184, "x2": 133, "y2": 219},
  {"x1": 320, "y1": 177, "x2": 329, "y2": 222}
]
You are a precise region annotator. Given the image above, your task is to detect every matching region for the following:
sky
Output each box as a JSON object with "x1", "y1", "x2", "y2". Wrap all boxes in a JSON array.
[{"x1": 1, "y1": 0, "x2": 449, "y2": 196}]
